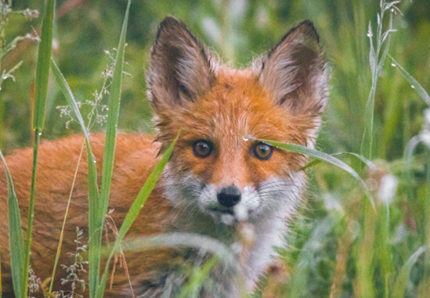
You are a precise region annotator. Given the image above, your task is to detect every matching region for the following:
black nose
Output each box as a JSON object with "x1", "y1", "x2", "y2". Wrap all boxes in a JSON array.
[{"x1": 217, "y1": 185, "x2": 241, "y2": 207}]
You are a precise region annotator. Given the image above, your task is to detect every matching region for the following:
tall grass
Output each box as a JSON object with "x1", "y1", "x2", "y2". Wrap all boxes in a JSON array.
[
  {"x1": 361, "y1": 0, "x2": 399, "y2": 160},
  {"x1": 22, "y1": 1, "x2": 55, "y2": 295},
  {"x1": 1, "y1": 0, "x2": 429, "y2": 297},
  {"x1": 51, "y1": 1, "x2": 180, "y2": 297},
  {"x1": 0, "y1": 150, "x2": 25, "y2": 297},
  {"x1": 49, "y1": 59, "x2": 88, "y2": 295},
  {"x1": 3, "y1": 0, "x2": 176, "y2": 296},
  {"x1": 87, "y1": 0, "x2": 131, "y2": 295},
  {"x1": 52, "y1": 43, "x2": 179, "y2": 297}
]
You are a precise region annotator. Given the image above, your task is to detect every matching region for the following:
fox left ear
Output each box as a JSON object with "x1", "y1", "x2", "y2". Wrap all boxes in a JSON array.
[
  {"x1": 147, "y1": 17, "x2": 216, "y2": 111},
  {"x1": 253, "y1": 21, "x2": 329, "y2": 117}
]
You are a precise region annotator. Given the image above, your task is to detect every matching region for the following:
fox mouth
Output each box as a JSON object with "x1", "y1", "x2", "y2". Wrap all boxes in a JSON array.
[
  {"x1": 208, "y1": 209, "x2": 238, "y2": 226},
  {"x1": 206, "y1": 205, "x2": 255, "y2": 226},
  {"x1": 208, "y1": 206, "x2": 234, "y2": 215},
  {"x1": 207, "y1": 207, "x2": 237, "y2": 225}
]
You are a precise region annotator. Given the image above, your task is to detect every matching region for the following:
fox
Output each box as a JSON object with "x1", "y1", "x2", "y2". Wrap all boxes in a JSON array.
[{"x1": 0, "y1": 17, "x2": 328, "y2": 297}]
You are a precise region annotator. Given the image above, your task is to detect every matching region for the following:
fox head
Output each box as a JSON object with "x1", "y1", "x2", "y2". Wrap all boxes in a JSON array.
[{"x1": 147, "y1": 17, "x2": 328, "y2": 226}]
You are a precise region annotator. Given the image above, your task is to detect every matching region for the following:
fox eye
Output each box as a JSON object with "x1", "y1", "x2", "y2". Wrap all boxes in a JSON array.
[
  {"x1": 193, "y1": 140, "x2": 213, "y2": 158},
  {"x1": 253, "y1": 143, "x2": 273, "y2": 160}
]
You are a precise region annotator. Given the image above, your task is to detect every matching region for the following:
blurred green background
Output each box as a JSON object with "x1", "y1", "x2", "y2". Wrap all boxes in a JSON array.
[{"x1": 1, "y1": 0, "x2": 430, "y2": 297}]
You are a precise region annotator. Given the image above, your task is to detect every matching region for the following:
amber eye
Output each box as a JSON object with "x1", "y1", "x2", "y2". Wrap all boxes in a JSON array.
[
  {"x1": 254, "y1": 142, "x2": 273, "y2": 160},
  {"x1": 193, "y1": 140, "x2": 213, "y2": 158}
]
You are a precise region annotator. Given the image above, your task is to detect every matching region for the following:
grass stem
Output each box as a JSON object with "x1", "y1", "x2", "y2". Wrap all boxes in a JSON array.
[
  {"x1": 48, "y1": 142, "x2": 85, "y2": 294},
  {"x1": 22, "y1": 128, "x2": 41, "y2": 296}
]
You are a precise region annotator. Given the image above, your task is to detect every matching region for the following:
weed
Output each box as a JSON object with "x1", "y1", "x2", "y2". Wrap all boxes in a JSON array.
[{"x1": 55, "y1": 227, "x2": 88, "y2": 298}]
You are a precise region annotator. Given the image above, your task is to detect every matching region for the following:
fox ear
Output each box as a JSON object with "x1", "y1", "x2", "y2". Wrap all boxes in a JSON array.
[
  {"x1": 147, "y1": 17, "x2": 215, "y2": 110},
  {"x1": 253, "y1": 21, "x2": 328, "y2": 117}
]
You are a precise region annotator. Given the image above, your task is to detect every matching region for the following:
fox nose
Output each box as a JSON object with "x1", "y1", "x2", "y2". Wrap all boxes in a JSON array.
[{"x1": 217, "y1": 185, "x2": 241, "y2": 208}]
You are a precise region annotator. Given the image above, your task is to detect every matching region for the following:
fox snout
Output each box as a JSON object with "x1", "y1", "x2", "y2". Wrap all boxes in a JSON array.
[{"x1": 217, "y1": 184, "x2": 241, "y2": 208}]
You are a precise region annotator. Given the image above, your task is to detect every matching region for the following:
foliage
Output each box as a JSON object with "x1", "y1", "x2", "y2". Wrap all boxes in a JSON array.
[{"x1": 1, "y1": 0, "x2": 429, "y2": 297}]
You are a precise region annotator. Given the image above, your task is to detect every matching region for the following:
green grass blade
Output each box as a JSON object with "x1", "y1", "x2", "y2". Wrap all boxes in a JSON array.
[
  {"x1": 288, "y1": 216, "x2": 336, "y2": 297},
  {"x1": 260, "y1": 139, "x2": 360, "y2": 180},
  {"x1": 389, "y1": 54, "x2": 430, "y2": 106},
  {"x1": 0, "y1": 151, "x2": 25, "y2": 298},
  {"x1": 259, "y1": 139, "x2": 374, "y2": 207},
  {"x1": 48, "y1": 143, "x2": 85, "y2": 294},
  {"x1": 100, "y1": 0, "x2": 131, "y2": 220},
  {"x1": 178, "y1": 256, "x2": 219, "y2": 298},
  {"x1": 51, "y1": 59, "x2": 91, "y2": 142},
  {"x1": 404, "y1": 135, "x2": 421, "y2": 161},
  {"x1": 23, "y1": 133, "x2": 41, "y2": 296},
  {"x1": 92, "y1": 1, "x2": 132, "y2": 295},
  {"x1": 119, "y1": 233, "x2": 236, "y2": 268},
  {"x1": 301, "y1": 152, "x2": 376, "y2": 171},
  {"x1": 97, "y1": 135, "x2": 177, "y2": 298},
  {"x1": 393, "y1": 246, "x2": 425, "y2": 298},
  {"x1": 50, "y1": 59, "x2": 100, "y2": 203},
  {"x1": 51, "y1": 58, "x2": 101, "y2": 296},
  {"x1": 377, "y1": 13, "x2": 393, "y2": 78},
  {"x1": 23, "y1": 0, "x2": 56, "y2": 294},
  {"x1": 33, "y1": 0, "x2": 55, "y2": 130},
  {"x1": 361, "y1": 21, "x2": 378, "y2": 160},
  {"x1": 119, "y1": 232, "x2": 240, "y2": 297},
  {"x1": 50, "y1": 59, "x2": 99, "y2": 201},
  {"x1": 368, "y1": 22, "x2": 377, "y2": 78}
]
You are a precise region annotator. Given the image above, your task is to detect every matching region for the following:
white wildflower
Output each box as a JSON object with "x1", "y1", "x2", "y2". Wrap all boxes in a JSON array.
[{"x1": 378, "y1": 174, "x2": 398, "y2": 205}]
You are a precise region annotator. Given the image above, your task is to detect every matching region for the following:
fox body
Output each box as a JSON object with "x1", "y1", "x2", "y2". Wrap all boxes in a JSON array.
[{"x1": 0, "y1": 17, "x2": 328, "y2": 297}]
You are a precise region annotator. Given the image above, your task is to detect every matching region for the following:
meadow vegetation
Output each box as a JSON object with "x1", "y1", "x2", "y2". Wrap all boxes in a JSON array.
[{"x1": 1, "y1": 0, "x2": 430, "y2": 297}]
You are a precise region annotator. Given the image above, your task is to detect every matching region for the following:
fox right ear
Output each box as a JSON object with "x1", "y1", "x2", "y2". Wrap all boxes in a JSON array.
[
  {"x1": 253, "y1": 21, "x2": 329, "y2": 117},
  {"x1": 147, "y1": 17, "x2": 216, "y2": 111}
]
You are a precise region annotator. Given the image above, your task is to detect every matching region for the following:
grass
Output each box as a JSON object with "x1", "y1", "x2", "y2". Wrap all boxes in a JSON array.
[
  {"x1": 23, "y1": 1, "x2": 55, "y2": 295},
  {"x1": 1, "y1": 0, "x2": 430, "y2": 297},
  {"x1": 51, "y1": 1, "x2": 179, "y2": 297},
  {"x1": 0, "y1": 150, "x2": 25, "y2": 297}
]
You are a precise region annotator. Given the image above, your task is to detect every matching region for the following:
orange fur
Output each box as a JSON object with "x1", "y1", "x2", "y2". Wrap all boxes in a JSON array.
[
  {"x1": 0, "y1": 134, "x2": 172, "y2": 295},
  {"x1": 1, "y1": 17, "x2": 328, "y2": 297},
  {"x1": 162, "y1": 70, "x2": 311, "y2": 190}
]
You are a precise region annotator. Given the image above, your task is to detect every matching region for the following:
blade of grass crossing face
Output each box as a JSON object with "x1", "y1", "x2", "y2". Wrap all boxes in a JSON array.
[
  {"x1": 97, "y1": 136, "x2": 177, "y2": 298},
  {"x1": 259, "y1": 139, "x2": 374, "y2": 207},
  {"x1": 51, "y1": 58, "x2": 101, "y2": 297},
  {"x1": 0, "y1": 151, "x2": 25, "y2": 298},
  {"x1": 301, "y1": 152, "x2": 376, "y2": 171},
  {"x1": 260, "y1": 139, "x2": 360, "y2": 180}
]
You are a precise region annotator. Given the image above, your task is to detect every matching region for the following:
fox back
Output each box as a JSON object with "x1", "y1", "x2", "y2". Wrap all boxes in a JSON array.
[{"x1": 0, "y1": 17, "x2": 328, "y2": 297}]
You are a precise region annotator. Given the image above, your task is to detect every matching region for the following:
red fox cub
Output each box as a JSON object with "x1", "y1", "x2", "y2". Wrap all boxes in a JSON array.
[{"x1": 0, "y1": 17, "x2": 328, "y2": 297}]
